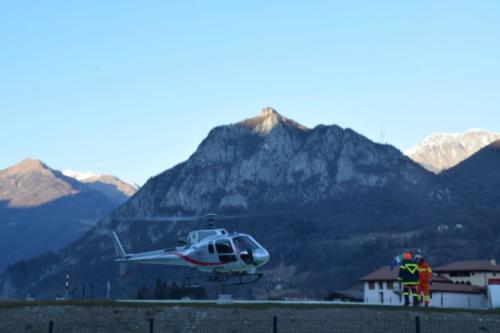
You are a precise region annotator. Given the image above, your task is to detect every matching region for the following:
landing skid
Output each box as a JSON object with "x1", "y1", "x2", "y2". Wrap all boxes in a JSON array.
[{"x1": 209, "y1": 272, "x2": 264, "y2": 286}]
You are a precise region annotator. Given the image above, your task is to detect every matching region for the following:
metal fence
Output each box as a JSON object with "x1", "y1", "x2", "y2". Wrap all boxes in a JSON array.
[{"x1": 4, "y1": 316, "x2": 500, "y2": 333}]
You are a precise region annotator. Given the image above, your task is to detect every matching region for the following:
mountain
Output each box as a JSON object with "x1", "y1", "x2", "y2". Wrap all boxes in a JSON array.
[
  {"x1": 0, "y1": 159, "x2": 78, "y2": 208},
  {"x1": 1, "y1": 109, "x2": 499, "y2": 300},
  {"x1": 0, "y1": 159, "x2": 134, "y2": 271},
  {"x1": 406, "y1": 129, "x2": 500, "y2": 173},
  {"x1": 117, "y1": 107, "x2": 433, "y2": 217},
  {"x1": 63, "y1": 170, "x2": 138, "y2": 205},
  {"x1": 441, "y1": 140, "x2": 500, "y2": 205}
]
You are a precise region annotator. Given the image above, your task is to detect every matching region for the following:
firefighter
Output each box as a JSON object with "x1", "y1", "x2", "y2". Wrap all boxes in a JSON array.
[
  {"x1": 398, "y1": 251, "x2": 419, "y2": 306},
  {"x1": 416, "y1": 255, "x2": 432, "y2": 307}
]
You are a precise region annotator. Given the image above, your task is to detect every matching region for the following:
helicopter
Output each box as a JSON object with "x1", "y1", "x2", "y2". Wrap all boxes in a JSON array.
[{"x1": 112, "y1": 213, "x2": 270, "y2": 285}]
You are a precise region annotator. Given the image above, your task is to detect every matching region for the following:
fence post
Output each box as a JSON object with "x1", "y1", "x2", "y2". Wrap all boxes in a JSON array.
[
  {"x1": 415, "y1": 316, "x2": 420, "y2": 333},
  {"x1": 273, "y1": 316, "x2": 278, "y2": 333},
  {"x1": 149, "y1": 318, "x2": 154, "y2": 333},
  {"x1": 48, "y1": 321, "x2": 54, "y2": 333}
]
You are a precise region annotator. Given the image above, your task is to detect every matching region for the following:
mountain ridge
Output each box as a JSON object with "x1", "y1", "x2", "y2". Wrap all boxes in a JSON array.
[
  {"x1": 406, "y1": 128, "x2": 500, "y2": 173},
  {"x1": 1, "y1": 109, "x2": 499, "y2": 299},
  {"x1": 0, "y1": 158, "x2": 79, "y2": 208},
  {"x1": 0, "y1": 159, "x2": 137, "y2": 270},
  {"x1": 63, "y1": 170, "x2": 138, "y2": 205}
]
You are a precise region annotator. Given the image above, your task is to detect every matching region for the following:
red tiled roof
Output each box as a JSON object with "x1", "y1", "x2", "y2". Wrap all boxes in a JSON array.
[
  {"x1": 432, "y1": 275, "x2": 452, "y2": 283},
  {"x1": 360, "y1": 266, "x2": 399, "y2": 281},
  {"x1": 431, "y1": 282, "x2": 484, "y2": 294},
  {"x1": 434, "y1": 260, "x2": 500, "y2": 273}
]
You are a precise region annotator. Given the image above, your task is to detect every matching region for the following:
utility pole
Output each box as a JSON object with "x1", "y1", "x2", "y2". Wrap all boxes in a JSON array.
[
  {"x1": 64, "y1": 272, "x2": 70, "y2": 300},
  {"x1": 106, "y1": 280, "x2": 111, "y2": 300}
]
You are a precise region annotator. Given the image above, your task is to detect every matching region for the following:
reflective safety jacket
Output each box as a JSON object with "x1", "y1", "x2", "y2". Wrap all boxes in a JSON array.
[
  {"x1": 418, "y1": 262, "x2": 432, "y2": 284},
  {"x1": 398, "y1": 259, "x2": 419, "y2": 286}
]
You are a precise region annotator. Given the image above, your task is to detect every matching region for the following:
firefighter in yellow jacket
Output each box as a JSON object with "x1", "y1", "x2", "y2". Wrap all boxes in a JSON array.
[
  {"x1": 416, "y1": 255, "x2": 432, "y2": 306},
  {"x1": 398, "y1": 251, "x2": 419, "y2": 306}
]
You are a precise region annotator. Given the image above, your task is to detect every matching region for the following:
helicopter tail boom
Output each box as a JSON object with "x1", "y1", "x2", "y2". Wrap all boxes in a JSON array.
[
  {"x1": 112, "y1": 232, "x2": 127, "y2": 259},
  {"x1": 112, "y1": 232, "x2": 130, "y2": 276}
]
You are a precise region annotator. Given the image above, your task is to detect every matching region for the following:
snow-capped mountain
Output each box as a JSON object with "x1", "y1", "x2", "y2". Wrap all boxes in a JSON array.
[
  {"x1": 63, "y1": 170, "x2": 138, "y2": 190},
  {"x1": 62, "y1": 169, "x2": 101, "y2": 181},
  {"x1": 406, "y1": 129, "x2": 500, "y2": 173},
  {"x1": 63, "y1": 169, "x2": 138, "y2": 205}
]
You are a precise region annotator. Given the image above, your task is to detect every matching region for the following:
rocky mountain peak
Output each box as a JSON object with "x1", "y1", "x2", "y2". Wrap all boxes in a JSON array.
[
  {"x1": 239, "y1": 107, "x2": 309, "y2": 135},
  {"x1": 406, "y1": 129, "x2": 500, "y2": 173},
  {"x1": 260, "y1": 106, "x2": 278, "y2": 116},
  {"x1": 6, "y1": 158, "x2": 50, "y2": 175},
  {"x1": 490, "y1": 139, "x2": 500, "y2": 149},
  {"x1": 116, "y1": 111, "x2": 431, "y2": 217},
  {"x1": 0, "y1": 158, "x2": 77, "y2": 208}
]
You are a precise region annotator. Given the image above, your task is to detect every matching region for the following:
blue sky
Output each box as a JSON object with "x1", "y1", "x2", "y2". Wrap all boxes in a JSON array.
[{"x1": 1, "y1": 1, "x2": 499, "y2": 185}]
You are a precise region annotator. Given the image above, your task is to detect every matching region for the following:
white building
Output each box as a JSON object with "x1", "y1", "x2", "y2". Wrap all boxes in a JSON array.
[
  {"x1": 361, "y1": 265, "x2": 489, "y2": 309},
  {"x1": 360, "y1": 266, "x2": 404, "y2": 306},
  {"x1": 434, "y1": 257, "x2": 500, "y2": 287}
]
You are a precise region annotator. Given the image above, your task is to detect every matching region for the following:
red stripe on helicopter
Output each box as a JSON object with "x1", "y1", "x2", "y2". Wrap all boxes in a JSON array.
[{"x1": 173, "y1": 253, "x2": 225, "y2": 266}]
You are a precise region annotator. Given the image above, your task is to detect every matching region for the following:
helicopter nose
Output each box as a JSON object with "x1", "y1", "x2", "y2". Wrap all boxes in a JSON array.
[{"x1": 253, "y1": 249, "x2": 270, "y2": 266}]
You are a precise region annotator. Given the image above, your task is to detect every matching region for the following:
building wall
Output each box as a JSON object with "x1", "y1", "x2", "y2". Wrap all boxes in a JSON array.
[
  {"x1": 363, "y1": 281, "x2": 489, "y2": 309},
  {"x1": 430, "y1": 292, "x2": 488, "y2": 309},
  {"x1": 363, "y1": 281, "x2": 403, "y2": 306},
  {"x1": 439, "y1": 272, "x2": 499, "y2": 287},
  {"x1": 489, "y1": 285, "x2": 500, "y2": 309}
]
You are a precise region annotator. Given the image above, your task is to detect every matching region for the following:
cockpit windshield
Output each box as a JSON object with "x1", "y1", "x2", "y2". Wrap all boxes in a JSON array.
[{"x1": 232, "y1": 236, "x2": 260, "y2": 252}]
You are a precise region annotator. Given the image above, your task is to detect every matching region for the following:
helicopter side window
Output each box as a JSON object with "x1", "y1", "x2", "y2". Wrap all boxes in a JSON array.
[
  {"x1": 215, "y1": 240, "x2": 233, "y2": 254},
  {"x1": 208, "y1": 242, "x2": 214, "y2": 254},
  {"x1": 219, "y1": 254, "x2": 237, "y2": 263}
]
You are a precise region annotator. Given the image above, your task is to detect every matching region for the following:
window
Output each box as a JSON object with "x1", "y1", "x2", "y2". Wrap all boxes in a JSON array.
[
  {"x1": 387, "y1": 281, "x2": 394, "y2": 289},
  {"x1": 219, "y1": 255, "x2": 237, "y2": 263},
  {"x1": 208, "y1": 242, "x2": 214, "y2": 254},
  {"x1": 197, "y1": 230, "x2": 217, "y2": 241},
  {"x1": 233, "y1": 236, "x2": 259, "y2": 251},
  {"x1": 215, "y1": 240, "x2": 233, "y2": 254},
  {"x1": 378, "y1": 282, "x2": 383, "y2": 290},
  {"x1": 368, "y1": 282, "x2": 375, "y2": 290},
  {"x1": 379, "y1": 292, "x2": 384, "y2": 304}
]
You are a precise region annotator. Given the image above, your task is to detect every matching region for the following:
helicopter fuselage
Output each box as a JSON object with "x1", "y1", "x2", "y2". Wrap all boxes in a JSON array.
[{"x1": 113, "y1": 229, "x2": 269, "y2": 274}]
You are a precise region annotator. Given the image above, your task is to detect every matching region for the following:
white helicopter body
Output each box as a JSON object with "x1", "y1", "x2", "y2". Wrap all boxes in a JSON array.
[{"x1": 112, "y1": 227, "x2": 269, "y2": 283}]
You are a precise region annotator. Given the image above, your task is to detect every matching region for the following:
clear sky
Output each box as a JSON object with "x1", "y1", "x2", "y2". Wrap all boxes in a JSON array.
[{"x1": 1, "y1": 1, "x2": 499, "y2": 185}]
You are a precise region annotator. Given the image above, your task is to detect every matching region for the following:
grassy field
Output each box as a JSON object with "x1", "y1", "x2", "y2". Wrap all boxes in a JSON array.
[
  {"x1": 0, "y1": 299, "x2": 499, "y2": 314},
  {"x1": 1, "y1": 300, "x2": 500, "y2": 332}
]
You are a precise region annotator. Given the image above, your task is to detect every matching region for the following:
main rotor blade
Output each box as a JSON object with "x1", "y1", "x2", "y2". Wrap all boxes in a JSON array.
[
  {"x1": 214, "y1": 212, "x2": 287, "y2": 221},
  {"x1": 119, "y1": 216, "x2": 201, "y2": 223},
  {"x1": 119, "y1": 211, "x2": 291, "y2": 223},
  {"x1": 145, "y1": 216, "x2": 200, "y2": 222}
]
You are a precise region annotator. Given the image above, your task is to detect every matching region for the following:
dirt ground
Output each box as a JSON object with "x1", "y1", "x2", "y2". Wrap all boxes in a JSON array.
[{"x1": 0, "y1": 301, "x2": 500, "y2": 333}]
